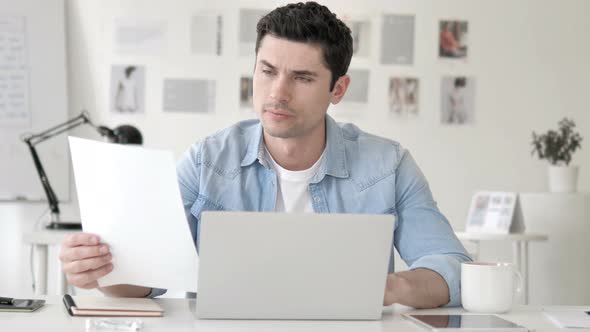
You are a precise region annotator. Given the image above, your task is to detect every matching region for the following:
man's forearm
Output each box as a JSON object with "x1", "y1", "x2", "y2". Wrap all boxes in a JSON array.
[
  {"x1": 383, "y1": 269, "x2": 450, "y2": 308},
  {"x1": 99, "y1": 284, "x2": 151, "y2": 298}
]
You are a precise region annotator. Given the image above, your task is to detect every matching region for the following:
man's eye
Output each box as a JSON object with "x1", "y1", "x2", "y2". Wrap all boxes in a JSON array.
[
  {"x1": 296, "y1": 76, "x2": 312, "y2": 82},
  {"x1": 262, "y1": 69, "x2": 273, "y2": 75}
]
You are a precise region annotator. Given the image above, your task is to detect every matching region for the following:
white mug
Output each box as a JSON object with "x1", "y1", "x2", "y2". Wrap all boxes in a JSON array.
[{"x1": 461, "y1": 262, "x2": 523, "y2": 313}]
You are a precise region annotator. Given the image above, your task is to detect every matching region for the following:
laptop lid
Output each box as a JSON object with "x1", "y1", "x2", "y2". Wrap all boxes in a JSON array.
[{"x1": 196, "y1": 211, "x2": 395, "y2": 320}]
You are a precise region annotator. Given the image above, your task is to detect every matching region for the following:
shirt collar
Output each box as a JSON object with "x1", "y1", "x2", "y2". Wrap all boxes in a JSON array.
[
  {"x1": 240, "y1": 115, "x2": 349, "y2": 179},
  {"x1": 322, "y1": 114, "x2": 349, "y2": 179},
  {"x1": 240, "y1": 121, "x2": 264, "y2": 167}
]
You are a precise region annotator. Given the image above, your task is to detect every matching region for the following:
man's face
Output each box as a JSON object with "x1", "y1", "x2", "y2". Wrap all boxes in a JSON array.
[{"x1": 253, "y1": 35, "x2": 345, "y2": 140}]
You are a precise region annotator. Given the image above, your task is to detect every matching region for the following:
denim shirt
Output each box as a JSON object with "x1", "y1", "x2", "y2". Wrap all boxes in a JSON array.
[{"x1": 168, "y1": 114, "x2": 471, "y2": 306}]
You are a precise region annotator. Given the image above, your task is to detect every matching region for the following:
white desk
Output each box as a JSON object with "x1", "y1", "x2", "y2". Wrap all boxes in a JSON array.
[
  {"x1": 455, "y1": 232, "x2": 548, "y2": 305},
  {"x1": 1, "y1": 297, "x2": 587, "y2": 332},
  {"x1": 22, "y1": 229, "x2": 77, "y2": 296}
]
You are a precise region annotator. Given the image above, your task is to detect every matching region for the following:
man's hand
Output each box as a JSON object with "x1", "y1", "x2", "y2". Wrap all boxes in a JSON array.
[
  {"x1": 59, "y1": 233, "x2": 113, "y2": 289},
  {"x1": 383, "y1": 269, "x2": 450, "y2": 308},
  {"x1": 59, "y1": 233, "x2": 151, "y2": 297}
]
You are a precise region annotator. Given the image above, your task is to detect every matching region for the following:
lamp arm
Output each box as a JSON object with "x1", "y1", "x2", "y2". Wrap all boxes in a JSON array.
[
  {"x1": 24, "y1": 141, "x2": 61, "y2": 217},
  {"x1": 21, "y1": 111, "x2": 93, "y2": 221},
  {"x1": 22, "y1": 111, "x2": 92, "y2": 145}
]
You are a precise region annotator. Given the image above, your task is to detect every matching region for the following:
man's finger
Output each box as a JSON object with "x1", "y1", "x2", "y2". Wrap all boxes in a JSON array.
[
  {"x1": 67, "y1": 263, "x2": 113, "y2": 287},
  {"x1": 77, "y1": 281, "x2": 99, "y2": 290},
  {"x1": 59, "y1": 244, "x2": 110, "y2": 263},
  {"x1": 63, "y1": 233, "x2": 100, "y2": 248},
  {"x1": 63, "y1": 254, "x2": 112, "y2": 274}
]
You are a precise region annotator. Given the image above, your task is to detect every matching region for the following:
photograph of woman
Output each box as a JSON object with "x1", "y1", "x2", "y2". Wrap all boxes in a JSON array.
[
  {"x1": 388, "y1": 77, "x2": 419, "y2": 116},
  {"x1": 439, "y1": 20, "x2": 468, "y2": 59},
  {"x1": 111, "y1": 65, "x2": 145, "y2": 113},
  {"x1": 441, "y1": 76, "x2": 475, "y2": 125}
]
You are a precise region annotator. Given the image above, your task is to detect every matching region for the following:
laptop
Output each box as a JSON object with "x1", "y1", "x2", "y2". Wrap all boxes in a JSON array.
[{"x1": 196, "y1": 211, "x2": 395, "y2": 320}]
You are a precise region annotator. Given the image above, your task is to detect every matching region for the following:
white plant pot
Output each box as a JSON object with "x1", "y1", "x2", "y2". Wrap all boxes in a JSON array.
[{"x1": 548, "y1": 165, "x2": 579, "y2": 193}]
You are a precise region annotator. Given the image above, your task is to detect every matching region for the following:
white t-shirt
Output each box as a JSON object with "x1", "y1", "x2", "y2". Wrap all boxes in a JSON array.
[{"x1": 265, "y1": 147, "x2": 325, "y2": 213}]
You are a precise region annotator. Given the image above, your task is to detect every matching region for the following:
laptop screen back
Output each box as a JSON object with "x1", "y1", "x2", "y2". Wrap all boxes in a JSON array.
[{"x1": 196, "y1": 212, "x2": 395, "y2": 320}]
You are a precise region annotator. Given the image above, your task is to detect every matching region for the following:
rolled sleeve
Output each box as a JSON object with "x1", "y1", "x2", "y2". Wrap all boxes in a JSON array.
[
  {"x1": 409, "y1": 254, "x2": 468, "y2": 307},
  {"x1": 176, "y1": 143, "x2": 203, "y2": 246},
  {"x1": 393, "y1": 150, "x2": 472, "y2": 307}
]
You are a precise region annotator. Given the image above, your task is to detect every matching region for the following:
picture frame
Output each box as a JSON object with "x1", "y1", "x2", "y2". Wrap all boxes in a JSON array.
[{"x1": 465, "y1": 191, "x2": 525, "y2": 234}]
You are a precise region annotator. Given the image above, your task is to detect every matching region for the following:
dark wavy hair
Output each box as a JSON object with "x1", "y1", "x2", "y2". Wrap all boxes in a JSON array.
[{"x1": 255, "y1": 2, "x2": 353, "y2": 91}]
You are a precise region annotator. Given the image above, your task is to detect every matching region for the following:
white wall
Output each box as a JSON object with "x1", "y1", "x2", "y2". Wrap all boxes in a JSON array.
[
  {"x1": 67, "y1": 0, "x2": 590, "y2": 223},
  {"x1": 1, "y1": 0, "x2": 589, "y2": 297}
]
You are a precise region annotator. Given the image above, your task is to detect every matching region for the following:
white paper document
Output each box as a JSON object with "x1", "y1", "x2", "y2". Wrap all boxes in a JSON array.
[
  {"x1": 0, "y1": 16, "x2": 31, "y2": 127},
  {"x1": 69, "y1": 137, "x2": 199, "y2": 292},
  {"x1": 544, "y1": 309, "x2": 590, "y2": 328},
  {"x1": 113, "y1": 18, "x2": 166, "y2": 55}
]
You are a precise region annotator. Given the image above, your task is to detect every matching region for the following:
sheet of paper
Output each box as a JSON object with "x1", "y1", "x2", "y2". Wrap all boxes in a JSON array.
[
  {"x1": 162, "y1": 79, "x2": 215, "y2": 113},
  {"x1": 68, "y1": 137, "x2": 198, "y2": 292},
  {"x1": 113, "y1": 18, "x2": 166, "y2": 55},
  {"x1": 238, "y1": 9, "x2": 267, "y2": 56},
  {"x1": 191, "y1": 13, "x2": 222, "y2": 55},
  {"x1": 544, "y1": 310, "x2": 590, "y2": 328},
  {"x1": 0, "y1": 16, "x2": 31, "y2": 127},
  {"x1": 380, "y1": 14, "x2": 415, "y2": 65}
]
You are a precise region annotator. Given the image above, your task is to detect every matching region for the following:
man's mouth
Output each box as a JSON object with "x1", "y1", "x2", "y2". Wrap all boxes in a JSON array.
[{"x1": 266, "y1": 109, "x2": 293, "y2": 117}]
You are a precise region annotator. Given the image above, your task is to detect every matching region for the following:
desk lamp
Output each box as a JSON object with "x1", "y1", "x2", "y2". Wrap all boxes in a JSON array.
[{"x1": 21, "y1": 111, "x2": 142, "y2": 230}]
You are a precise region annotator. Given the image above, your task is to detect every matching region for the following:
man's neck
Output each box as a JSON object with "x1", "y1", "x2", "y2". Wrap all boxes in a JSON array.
[{"x1": 263, "y1": 126, "x2": 326, "y2": 171}]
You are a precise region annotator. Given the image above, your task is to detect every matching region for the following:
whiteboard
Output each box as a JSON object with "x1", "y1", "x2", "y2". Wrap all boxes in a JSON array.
[{"x1": 0, "y1": 0, "x2": 69, "y2": 201}]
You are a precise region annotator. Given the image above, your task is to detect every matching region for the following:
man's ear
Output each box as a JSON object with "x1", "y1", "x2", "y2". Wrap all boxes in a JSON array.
[{"x1": 330, "y1": 75, "x2": 351, "y2": 105}]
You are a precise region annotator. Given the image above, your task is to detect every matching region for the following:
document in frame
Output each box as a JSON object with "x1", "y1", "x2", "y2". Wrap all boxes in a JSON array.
[{"x1": 68, "y1": 137, "x2": 199, "y2": 292}]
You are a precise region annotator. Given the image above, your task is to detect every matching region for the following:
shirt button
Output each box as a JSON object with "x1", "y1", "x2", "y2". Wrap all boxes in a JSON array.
[{"x1": 314, "y1": 196, "x2": 321, "y2": 203}]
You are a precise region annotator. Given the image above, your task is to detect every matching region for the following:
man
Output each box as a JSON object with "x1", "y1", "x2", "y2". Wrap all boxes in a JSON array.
[{"x1": 59, "y1": 2, "x2": 471, "y2": 308}]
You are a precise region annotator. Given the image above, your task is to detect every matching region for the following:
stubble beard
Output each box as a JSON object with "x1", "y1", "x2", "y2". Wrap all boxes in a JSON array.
[
  {"x1": 262, "y1": 118, "x2": 304, "y2": 139},
  {"x1": 259, "y1": 101, "x2": 303, "y2": 139}
]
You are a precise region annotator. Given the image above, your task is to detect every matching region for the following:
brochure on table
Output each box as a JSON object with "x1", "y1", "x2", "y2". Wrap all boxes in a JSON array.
[{"x1": 465, "y1": 191, "x2": 525, "y2": 234}]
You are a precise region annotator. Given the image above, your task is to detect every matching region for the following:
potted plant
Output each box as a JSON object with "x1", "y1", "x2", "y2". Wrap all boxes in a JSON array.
[{"x1": 531, "y1": 118, "x2": 583, "y2": 192}]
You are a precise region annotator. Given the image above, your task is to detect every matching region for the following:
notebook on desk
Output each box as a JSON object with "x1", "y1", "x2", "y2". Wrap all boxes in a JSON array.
[{"x1": 63, "y1": 295, "x2": 164, "y2": 317}]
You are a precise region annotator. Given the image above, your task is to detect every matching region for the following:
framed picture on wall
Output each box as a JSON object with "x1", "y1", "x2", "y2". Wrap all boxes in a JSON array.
[
  {"x1": 389, "y1": 77, "x2": 419, "y2": 116},
  {"x1": 191, "y1": 11, "x2": 223, "y2": 56},
  {"x1": 441, "y1": 76, "x2": 475, "y2": 125},
  {"x1": 341, "y1": 14, "x2": 371, "y2": 59},
  {"x1": 238, "y1": 8, "x2": 268, "y2": 56},
  {"x1": 439, "y1": 20, "x2": 468, "y2": 60},
  {"x1": 239, "y1": 76, "x2": 254, "y2": 113},
  {"x1": 380, "y1": 14, "x2": 415, "y2": 65},
  {"x1": 110, "y1": 65, "x2": 145, "y2": 114}
]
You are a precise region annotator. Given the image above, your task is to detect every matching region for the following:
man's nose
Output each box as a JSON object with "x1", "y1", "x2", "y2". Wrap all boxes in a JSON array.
[{"x1": 269, "y1": 76, "x2": 291, "y2": 103}]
